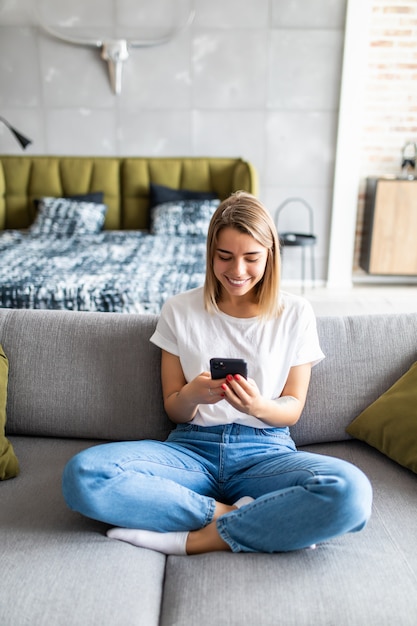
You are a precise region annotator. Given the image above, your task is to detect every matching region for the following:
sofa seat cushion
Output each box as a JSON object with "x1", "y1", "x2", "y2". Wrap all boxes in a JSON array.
[
  {"x1": 160, "y1": 441, "x2": 417, "y2": 626},
  {"x1": 0, "y1": 436, "x2": 165, "y2": 626}
]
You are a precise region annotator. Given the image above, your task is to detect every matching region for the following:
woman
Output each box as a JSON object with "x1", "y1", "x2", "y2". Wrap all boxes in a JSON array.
[{"x1": 62, "y1": 191, "x2": 372, "y2": 554}]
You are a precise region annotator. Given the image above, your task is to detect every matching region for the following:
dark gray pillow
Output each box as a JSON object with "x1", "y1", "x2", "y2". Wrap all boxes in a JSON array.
[
  {"x1": 33, "y1": 192, "x2": 104, "y2": 210},
  {"x1": 149, "y1": 183, "x2": 218, "y2": 208}
]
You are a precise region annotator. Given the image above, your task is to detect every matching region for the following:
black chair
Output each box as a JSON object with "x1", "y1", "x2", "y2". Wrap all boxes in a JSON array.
[{"x1": 275, "y1": 198, "x2": 317, "y2": 293}]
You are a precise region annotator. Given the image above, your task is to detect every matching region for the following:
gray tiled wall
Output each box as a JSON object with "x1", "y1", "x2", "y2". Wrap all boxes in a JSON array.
[{"x1": 0, "y1": 0, "x2": 347, "y2": 284}]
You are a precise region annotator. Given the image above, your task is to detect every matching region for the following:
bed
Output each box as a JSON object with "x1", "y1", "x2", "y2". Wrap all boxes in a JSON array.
[{"x1": 0, "y1": 156, "x2": 257, "y2": 313}]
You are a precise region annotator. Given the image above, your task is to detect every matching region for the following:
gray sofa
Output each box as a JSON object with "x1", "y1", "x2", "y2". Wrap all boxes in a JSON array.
[{"x1": 1, "y1": 307, "x2": 417, "y2": 626}]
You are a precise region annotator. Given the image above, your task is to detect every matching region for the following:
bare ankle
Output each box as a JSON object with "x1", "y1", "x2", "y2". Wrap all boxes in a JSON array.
[
  {"x1": 212, "y1": 501, "x2": 236, "y2": 521},
  {"x1": 186, "y1": 521, "x2": 231, "y2": 555}
]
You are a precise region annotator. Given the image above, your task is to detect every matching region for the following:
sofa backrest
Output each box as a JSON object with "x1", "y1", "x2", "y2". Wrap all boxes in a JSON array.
[
  {"x1": 0, "y1": 156, "x2": 258, "y2": 230},
  {"x1": 293, "y1": 312, "x2": 417, "y2": 445},
  {"x1": 1, "y1": 308, "x2": 416, "y2": 445},
  {"x1": 0, "y1": 308, "x2": 170, "y2": 442}
]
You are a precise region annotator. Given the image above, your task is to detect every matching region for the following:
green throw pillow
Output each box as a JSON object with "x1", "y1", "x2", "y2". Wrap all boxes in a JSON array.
[
  {"x1": 0, "y1": 344, "x2": 19, "y2": 480},
  {"x1": 346, "y1": 361, "x2": 417, "y2": 473}
]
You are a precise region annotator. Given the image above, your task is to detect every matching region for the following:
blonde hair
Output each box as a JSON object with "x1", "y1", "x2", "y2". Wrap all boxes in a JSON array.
[{"x1": 204, "y1": 191, "x2": 282, "y2": 319}]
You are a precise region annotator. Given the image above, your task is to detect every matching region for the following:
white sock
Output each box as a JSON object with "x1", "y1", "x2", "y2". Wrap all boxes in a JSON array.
[
  {"x1": 107, "y1": 528, "x2": 189, "y2": 555},
  {"x1": 233, "y1": 496, "x2": 255, "y2": 508}
]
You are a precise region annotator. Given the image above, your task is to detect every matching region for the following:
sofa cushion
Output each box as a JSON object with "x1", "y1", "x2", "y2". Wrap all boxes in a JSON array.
[
  {"x1": 0, "y1": 308, "x2": 171, "y2": 442},
  {"x1": 346, "y1": 361, "x2": 417, "y2": 473},
  {"x1": 291, "y1": 313, "x2": 417, "y2": 446},
  {"x1": 160, "y1": 440, "x2": 417, "y2": 626},
  {"x1": 0, "y1": 436, "x2": 165, "y2": 626},
  {"x1": 0, "y1": 345, "x2": 19, "y2": 480}
]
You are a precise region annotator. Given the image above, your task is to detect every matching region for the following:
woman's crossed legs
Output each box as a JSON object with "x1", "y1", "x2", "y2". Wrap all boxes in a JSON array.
[{"x1": 62, "y1": 433, "x2": 372, "y2": 554}]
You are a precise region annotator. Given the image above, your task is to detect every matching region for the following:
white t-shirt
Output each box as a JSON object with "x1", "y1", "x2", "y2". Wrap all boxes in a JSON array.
[{"x1": 150, "y1": 287, "x2": 324, "y2": 428}]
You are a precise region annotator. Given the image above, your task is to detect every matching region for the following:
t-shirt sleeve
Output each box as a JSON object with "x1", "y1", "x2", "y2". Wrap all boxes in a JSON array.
[
  {"x1": 293, "y1": 301, "x2": 325, "y2": 367},
  {"x1": 149, "y1": 299, "x2": 180, "y2": 356}
]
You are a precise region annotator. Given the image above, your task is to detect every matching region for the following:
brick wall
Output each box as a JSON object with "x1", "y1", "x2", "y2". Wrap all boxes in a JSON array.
[{"x1": 354, "y1": 0, "x2": 417, "y2": 271}]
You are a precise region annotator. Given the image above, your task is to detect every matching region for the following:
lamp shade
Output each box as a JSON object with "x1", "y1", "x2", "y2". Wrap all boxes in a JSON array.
[{"x1": 0, "y1": 116, "x2": 32, "y2": 149}]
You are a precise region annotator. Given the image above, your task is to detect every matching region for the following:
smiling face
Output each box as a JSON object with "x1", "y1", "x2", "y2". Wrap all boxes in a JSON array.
[
  {"x1": 204, "y1": 191, "x2": 282, "y2": 319},
  {"x1": 213, "y1": 227, "x2": 268, "y2": 305}
]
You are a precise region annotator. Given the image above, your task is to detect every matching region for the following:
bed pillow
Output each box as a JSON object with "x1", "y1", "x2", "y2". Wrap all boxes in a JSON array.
[
  {"x1": 33, "y1": 192, "x2": 105, "y2": 210},
  {"x1": 0, "y1": 345, "x2": 19, "y2": 480},
  {"x1": 66, "y1": 192, "x2": 104, "y2": 204},
  {"x1": 151, "y1": 199, "x2": 220, "y2": 237},
  {"x1": 346, "y1": 361, "x2": 417, "y2": 473},
  {"x1": 29, "y1": 197, "x2": 107, "y2": 237},
  {"x1": 149, "y1": 183, "x2": 218, "y2": 208}
]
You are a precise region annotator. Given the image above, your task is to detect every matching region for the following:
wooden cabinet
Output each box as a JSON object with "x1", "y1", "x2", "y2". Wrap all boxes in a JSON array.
[{"x1": 360, "y1": 178, "x2": 417, "y2": 275}]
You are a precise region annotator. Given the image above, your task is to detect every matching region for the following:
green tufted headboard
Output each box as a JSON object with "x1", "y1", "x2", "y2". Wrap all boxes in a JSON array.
[{"x1": 0, "y1": 155, "x2": 258, "y2": 230}]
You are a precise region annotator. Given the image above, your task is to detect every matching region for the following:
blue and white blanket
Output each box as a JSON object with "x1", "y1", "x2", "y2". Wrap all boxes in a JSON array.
[{"x1": 0, "y1": 231, "x2": 207, "y2": 314}]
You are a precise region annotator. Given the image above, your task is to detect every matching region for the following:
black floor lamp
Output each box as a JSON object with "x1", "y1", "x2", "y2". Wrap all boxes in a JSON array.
[{"x1": 0, "y1": 115, "x2": 32, "y2": 149}]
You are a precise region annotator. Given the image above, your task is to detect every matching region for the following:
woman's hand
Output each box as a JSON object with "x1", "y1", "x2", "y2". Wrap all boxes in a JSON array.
[
  {"x1": 161, "y1": 348, "x2": 312, "y2": 427},
  {"x1": 189, "y1": 371, "x2": 227, "y2": 406},
  {"x1": 221, "y1": 363, "x2": 312, "y2": 427},
  {"x1": 161, "y1": 350, "x2": 226, "y2": 423},
  {"x1": 220, "y1": 374, "x2": 263, "y2": 416}
]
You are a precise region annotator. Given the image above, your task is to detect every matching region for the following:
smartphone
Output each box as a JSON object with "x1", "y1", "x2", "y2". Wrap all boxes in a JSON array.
[{"x1": 210, "y1": 358, "x2": 248, "y2": 380}]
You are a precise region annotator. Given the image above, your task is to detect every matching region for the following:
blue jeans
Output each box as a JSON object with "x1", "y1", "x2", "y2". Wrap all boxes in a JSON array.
[{"x1": 62, "y1": 424, "x2": 372, "y2": 553}]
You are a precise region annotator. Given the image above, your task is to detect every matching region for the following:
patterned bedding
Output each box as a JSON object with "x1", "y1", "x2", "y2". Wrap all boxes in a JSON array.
[{"x1": 0, "y1": 230, "x2": 207, "y2": 314}]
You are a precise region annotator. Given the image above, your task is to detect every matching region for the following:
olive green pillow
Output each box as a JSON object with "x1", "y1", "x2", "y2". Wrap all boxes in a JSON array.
[
  {"x1": 346, "y1": 361, "x2": 417, "y2": 473},
  {"x1": 0, "y1": 344, "x2": 19, "y2": 480}
]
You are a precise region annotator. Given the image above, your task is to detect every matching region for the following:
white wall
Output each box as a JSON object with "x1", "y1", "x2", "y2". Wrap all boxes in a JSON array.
[
  {"x1": 0, "y1": 0, "x2": 347, "y2": 284},
  {"x1": 327, "y1": 0, "x2": 372, "y2": 288}
]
